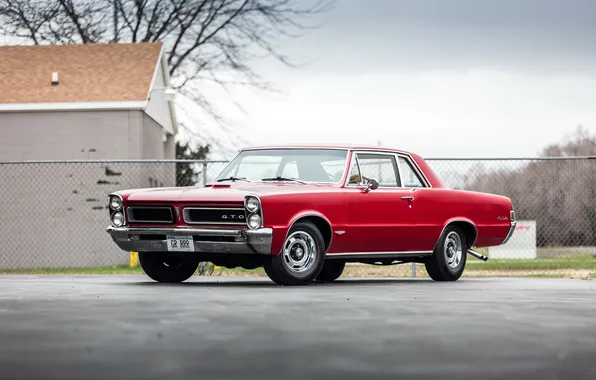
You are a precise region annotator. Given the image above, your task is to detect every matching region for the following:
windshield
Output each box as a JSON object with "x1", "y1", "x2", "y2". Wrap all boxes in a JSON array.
[{"x1": 215, "y1": 149, "x2": 349, "y2": 183}]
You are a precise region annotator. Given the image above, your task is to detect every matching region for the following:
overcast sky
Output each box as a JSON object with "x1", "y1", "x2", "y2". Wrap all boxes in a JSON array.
[{"x1": 193, "y1": 0, "x2": 596, "y2": 159}]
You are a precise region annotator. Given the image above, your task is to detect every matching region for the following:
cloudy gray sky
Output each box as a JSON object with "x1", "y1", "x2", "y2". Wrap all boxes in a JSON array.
[{"x1": 195, "y1": 0, "x2": 596, "y2": 159}]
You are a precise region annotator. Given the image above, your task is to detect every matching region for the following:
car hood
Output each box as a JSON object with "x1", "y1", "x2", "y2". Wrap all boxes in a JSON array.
[{"x1": 120, "y1": 182, "x2": 339, "y2": 203}]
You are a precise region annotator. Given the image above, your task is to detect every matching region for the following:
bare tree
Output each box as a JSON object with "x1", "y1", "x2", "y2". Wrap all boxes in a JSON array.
[
  {"x1": 0, "y1": 0, "x2": 334, "y2": 121},
  {"x1": 463, "y1": 126, "x2": 596, "y2": 249}
]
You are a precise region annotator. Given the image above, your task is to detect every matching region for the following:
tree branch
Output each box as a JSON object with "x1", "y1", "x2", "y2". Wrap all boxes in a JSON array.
[{"x1": 0, "y1": 0, "x2": 336, "y2": 143}]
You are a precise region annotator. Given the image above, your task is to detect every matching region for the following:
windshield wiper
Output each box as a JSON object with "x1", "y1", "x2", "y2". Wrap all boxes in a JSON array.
[
  {"x1": 261, "y1": 176, "x2": 306, "y2": 184},
  {"x1": 216, "y1": 176, "x2": 250, "y2": 182}
]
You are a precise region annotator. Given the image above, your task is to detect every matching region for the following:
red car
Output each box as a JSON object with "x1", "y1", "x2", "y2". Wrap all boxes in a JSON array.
[{"x1": 106, "y1": 146, "x2": 516, "y2": 285}]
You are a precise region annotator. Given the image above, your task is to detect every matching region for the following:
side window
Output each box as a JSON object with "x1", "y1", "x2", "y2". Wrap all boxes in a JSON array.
[
  {"x1": 354, "y1": 153, "x2": 400, "y2": 187},
  {"x1": 398, "y1": 156, "x2": 426, "y2": 188}
]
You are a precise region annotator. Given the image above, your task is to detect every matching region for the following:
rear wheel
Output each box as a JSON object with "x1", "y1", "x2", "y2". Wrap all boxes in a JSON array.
[
  {"x1": 424, "y1": 225, "x2": 467, "y2": 281},
  {"x1": 138, "y1": 252, "x2": 199, "y2": 283},
  {"x1": 263, "y1": 221, "x2": 326, "y2": 286},
  {"x1": 315, "y1": 261, "x2": 345, "y2": 282}
]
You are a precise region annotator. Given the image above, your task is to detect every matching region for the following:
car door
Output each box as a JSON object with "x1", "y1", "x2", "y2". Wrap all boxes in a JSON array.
[{"x1": 342, "y1": 151, "x2": 420, "y2": 253}]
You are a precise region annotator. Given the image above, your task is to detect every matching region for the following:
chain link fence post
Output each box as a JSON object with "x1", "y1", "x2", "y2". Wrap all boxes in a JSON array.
[{"x1": 202, "y1": 161, "x2": 208, "y2": 186}]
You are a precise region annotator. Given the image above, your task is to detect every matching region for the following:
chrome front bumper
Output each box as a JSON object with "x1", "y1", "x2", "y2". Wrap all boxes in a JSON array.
[{"x1": 106, "y1": 226, "x2": 273, "y2": 255}]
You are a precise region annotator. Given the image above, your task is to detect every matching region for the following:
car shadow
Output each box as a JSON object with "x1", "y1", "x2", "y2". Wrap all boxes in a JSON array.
[{"x1": 117, "y1": 277, "x2": 434, "y2": 288}]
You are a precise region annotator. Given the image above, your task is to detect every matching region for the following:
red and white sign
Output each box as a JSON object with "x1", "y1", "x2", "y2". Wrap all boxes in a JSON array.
[{"x1": 488, "y1": 220, "x2": 537, "y2": 259}]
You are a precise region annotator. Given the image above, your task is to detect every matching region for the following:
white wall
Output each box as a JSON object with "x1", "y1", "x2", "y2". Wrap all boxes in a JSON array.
[{"x1": 144, "y1": 59, "x2": 175, "y2": 135}]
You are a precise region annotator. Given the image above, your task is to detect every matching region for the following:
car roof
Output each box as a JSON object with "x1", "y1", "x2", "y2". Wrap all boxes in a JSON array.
[{"x1": 240, "y1": 144, "x2": 413, "y2": 155}]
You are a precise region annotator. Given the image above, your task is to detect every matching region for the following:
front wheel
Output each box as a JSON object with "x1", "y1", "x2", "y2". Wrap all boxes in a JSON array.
[
  {"x1": 424, "y1": 225, "x2": 467, "y2": 281},
  {"x1": 138, "y1": 252, "x2": 199, "y2": 283},
  {"x1": 263, "y1": 221, "x2": 326, "y2": 286}
]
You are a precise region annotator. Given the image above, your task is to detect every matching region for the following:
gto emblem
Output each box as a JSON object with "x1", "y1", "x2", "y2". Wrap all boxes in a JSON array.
[
  {"x1": 221, "y1": 214, "x2": 245, "y2": 220},
  {"x1": 497, "y1": 216, "x2": 509, "y2": 221}
]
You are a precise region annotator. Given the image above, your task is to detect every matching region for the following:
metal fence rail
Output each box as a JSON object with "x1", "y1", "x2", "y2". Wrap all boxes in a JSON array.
[{"x1": 1, "y1": 157, "x2": 594, "y2": 279}]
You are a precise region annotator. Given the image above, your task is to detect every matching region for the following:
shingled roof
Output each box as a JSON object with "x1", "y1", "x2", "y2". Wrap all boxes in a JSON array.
[{"x1": 0, "y1": 42, "x2": 163, "y2": 105}]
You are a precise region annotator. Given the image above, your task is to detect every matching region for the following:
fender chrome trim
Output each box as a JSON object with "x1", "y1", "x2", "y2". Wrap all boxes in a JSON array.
[{"x1": 326, "y1": 251, "x2": 433, "y2": 260}]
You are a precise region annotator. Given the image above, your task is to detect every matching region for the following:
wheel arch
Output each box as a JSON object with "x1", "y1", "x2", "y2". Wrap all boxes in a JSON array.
[
  {"x1": 284, "y1": 212, "x2": 333, "y2": 252},
  {"x1": 434, "y1": 218, "x2": 478, "y2": 250}
]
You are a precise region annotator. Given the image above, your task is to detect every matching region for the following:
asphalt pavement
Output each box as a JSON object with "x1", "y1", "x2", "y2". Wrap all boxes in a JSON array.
[{"x1": 0, "y1": 275, "x2": 595, "y2": 380}]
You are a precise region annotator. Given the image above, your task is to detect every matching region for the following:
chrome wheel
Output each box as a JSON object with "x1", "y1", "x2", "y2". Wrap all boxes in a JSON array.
[
  {"x1": 282, "y1": 231, "x2": 318, "y2": 274},
  {"x1": 444, "y1": 231, "x2": 463, "y2": 269}
]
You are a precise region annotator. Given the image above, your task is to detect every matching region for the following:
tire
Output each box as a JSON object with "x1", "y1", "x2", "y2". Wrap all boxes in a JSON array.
[
  {"x1": 315, "y1": 261, "x2": 345, "y2": 282},
  {"x1": 263, "y1": 221, "x2": 327, "y2": 286},
  {"x1": 138, "y1": 251, "x2": 199, "y2": 283},
  {"x1": 424, "y1": 225, "x2": 467, "y2": 281}
]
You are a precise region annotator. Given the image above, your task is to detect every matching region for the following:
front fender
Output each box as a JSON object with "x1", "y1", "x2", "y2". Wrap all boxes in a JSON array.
[{"x1": 269, "y1": 210, "x2": 334, "y2": 256}]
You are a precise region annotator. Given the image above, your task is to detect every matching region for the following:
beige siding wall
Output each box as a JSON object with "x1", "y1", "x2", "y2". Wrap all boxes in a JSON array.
[
  {"x1": 0, "y1": 110, "x2": 135, "y2": 160},
  {"x1": 0, "y1": 109, "x2": 175, "y2": 269},
  {"x1": 140, "y1": 113, "x2": 176, "y2": 187}
]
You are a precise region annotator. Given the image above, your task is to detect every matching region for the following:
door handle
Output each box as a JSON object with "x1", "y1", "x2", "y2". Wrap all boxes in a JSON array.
[{"x1": 401, "y1": 196, "x2": 414, "y2": 201}]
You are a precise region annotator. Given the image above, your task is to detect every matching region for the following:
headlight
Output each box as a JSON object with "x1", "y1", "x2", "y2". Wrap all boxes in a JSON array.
[
  {"x1": 109, "y1": 195, "x2": 122, "y2": 210},
  {"x1": 245, "y1": 196, "x2": 260, "y2": 213},
  {"x1": 111, "y1": 212, "x2": 124, "y2": 227},
  {"x1": 247, "y1": 213, "x2": 261, "y2": 229}
]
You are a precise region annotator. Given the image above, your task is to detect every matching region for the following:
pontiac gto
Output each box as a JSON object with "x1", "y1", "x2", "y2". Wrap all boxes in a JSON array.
[{"x1": 106, "y1": 146, "x2": 516, "y2": 285}]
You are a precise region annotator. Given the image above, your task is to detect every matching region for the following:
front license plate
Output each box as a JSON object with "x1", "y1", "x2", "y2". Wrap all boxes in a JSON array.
[{"x1": 166, "y1": 235, "x2": 194, "y2": 252}]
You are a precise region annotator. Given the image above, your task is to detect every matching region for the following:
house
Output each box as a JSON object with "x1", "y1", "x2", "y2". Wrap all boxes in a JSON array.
[
  {"x1": 0, "y1": 42, "x2": 177, "y2": 161},
  {"x1": 0, "y1": 42, "x2": 180, "y2": 270}
]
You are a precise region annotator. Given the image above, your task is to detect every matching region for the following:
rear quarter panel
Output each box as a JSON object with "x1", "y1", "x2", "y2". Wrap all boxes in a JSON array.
[{"x1": 419, "y1": 188, "x2": 514, "y2": 248}]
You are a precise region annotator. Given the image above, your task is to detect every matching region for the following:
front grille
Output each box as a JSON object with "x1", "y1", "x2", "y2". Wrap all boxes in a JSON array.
[
  {"x1": 183, "y1": 207, "x2": 247, "y2": 225},
  {"x1": 127, "y1": 207, "x2": 174, "y2": 224}
]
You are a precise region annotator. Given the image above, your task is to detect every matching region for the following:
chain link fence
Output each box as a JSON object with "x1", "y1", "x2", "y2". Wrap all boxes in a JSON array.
[{"x1": 1, "y1": 157, "x2": 594, "y2": 279}]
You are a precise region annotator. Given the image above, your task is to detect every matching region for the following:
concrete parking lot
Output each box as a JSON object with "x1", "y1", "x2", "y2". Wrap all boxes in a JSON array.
[{"x1": 0, "y1": 275, "x2": 595, "y2": 380}]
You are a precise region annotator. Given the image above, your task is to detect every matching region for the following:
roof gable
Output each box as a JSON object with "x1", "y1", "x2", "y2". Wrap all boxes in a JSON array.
[{"x1": 0, "y1": 42, "x2": 163, "y2": 104}]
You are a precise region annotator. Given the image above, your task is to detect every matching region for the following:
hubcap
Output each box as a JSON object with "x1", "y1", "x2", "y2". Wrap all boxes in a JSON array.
[
  {"x1": 444, "y1": 231, "x2": 463, "y2": 269},
  {"x1": 282, "y1": 231, "x2": 317, "y2": 274}
]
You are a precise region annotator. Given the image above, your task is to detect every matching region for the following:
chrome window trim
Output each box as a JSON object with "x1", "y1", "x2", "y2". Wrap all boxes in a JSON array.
[
  {"x1": 344, "y1": 150, "x2": 400, "y2": 188},
  {"x1": 395, "y1": 153, "x2": 406, "y2": 189},
  {"x1": 395, "y1": 153, "x2": 431, "y2": 189},
  {"x1": 183, "y1": 206, "x2": 247, "y2": 225},
  {"x1": 127, "y1": 206, "x2": 175, "y2": 224},
  {"x1": 212, "y1": 148, "x2": 351, "y2": 185},
  {"x1": 344, "y1": 150, "x2": 430, "y2": 189}
]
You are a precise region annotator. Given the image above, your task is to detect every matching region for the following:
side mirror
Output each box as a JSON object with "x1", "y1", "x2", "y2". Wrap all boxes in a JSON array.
[{"x1": 363, "y1": 178, "x2": 379, "y2": 192}]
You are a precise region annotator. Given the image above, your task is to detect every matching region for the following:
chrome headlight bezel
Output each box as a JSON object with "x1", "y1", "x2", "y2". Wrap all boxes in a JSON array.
[
  {"x1": 245, "y1": 197, "x2": 260, "y2": 213},
  {"x1": 111, "y1": 212, "x2": 125, "y2": 227},
  {"x1": 108, "y1": 193, "x2": 126, "y2": 227},
  {"x1": 109, "y1": 194, "x2": 123, "y2": 211},
  {"x1": 244, "y1": 195, "x2": 263, "y2": 230},
  {"x1": 247, "y1": 213, "x2": 262, "y2": 229}
]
